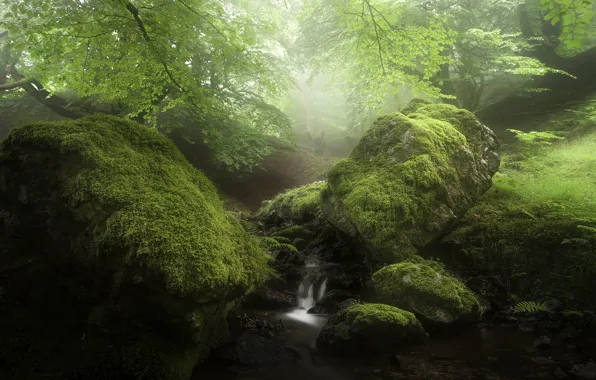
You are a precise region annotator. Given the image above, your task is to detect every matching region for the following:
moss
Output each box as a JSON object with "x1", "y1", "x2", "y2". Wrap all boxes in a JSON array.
[
  {"x1": 440, "y1": 128, "x2": 596, "y2": 307},
  {"x1": 292, "y1": 237, "x2": 308, "y2": 251},
  {"x1": 371, "y1": 262, "x2": 483, "y2": 326},
  {"x1": 324, "y1": 101, "x2": 497, "y2": 264},
  {"x1": 256, "y1": 181, "x2": 327, "y2": 224},
  {"x1": 316, "y1": 303, "x2": 428, "y2": 354},
  {"x1": 399, "y1": 97, "x2": 433, "y2": 115},
  {"x1": 273, "y1": 225, "x2": 316, "y2": 241},
  {"x1": 0, "y1": 114, "x2": 271, "y2": 300}
]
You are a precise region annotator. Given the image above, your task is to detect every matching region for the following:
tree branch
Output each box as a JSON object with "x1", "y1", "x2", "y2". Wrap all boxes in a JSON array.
[
  {"x1": 121, "y1": 0, "x2": 184, "y2": 92},
  {"x1": 0, "y1": 77, "x2": 33, "y2": 90},
  {"x1": 364, "y1": 0, "x2": 386, "y2": 76},
  {"x1": 8, "y1": 68, "x2": 88, "y2": 119}
]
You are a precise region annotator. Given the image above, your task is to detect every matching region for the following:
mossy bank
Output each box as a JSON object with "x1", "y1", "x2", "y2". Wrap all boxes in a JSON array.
[{"x1": 0, "y1": 115, "x2": 271, "y2": 379}]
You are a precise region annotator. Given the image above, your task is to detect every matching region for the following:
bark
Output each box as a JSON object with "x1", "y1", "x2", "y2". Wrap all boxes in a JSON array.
[{"x1": 7, "y1": 68, "x2": 88, "y2": 119}]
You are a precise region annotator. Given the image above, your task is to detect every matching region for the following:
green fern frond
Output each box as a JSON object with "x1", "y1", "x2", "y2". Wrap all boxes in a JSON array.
[
  {"x1": 514, "y1": 300, "x2": 552, "y2": 314},
  {"x1": 261, "y1": 237, "x2": 298, "y2": 253},
  {"x1": 562, "y1": 310, "x2": 583, "y2": 318},
  {"x1": 272, "y1": 236, "x2": 292, "y2": 244}
]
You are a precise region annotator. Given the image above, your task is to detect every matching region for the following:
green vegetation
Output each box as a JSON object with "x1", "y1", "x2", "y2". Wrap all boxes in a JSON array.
[
  {"x1": 323, "y1": 101, "x2": 498, "y2": 264},
  {"x1": 514, "y1": 300, "x2": 553, "y2": 314},
  {"x1": 316, "y1": 303, "x2": 428, "y2": 354},
  {"x1": 1, "y1": 114, "x2": 271, "y2": 299},
  {"x1": 371, "y1": 262, "x2": 483, "y2": 326},
  {"x1": 257, "y1": 181, "x2": 327, "y2": 224},
  {"x1": 446, "y1": 98, "x2": 596, "y2": 306}
]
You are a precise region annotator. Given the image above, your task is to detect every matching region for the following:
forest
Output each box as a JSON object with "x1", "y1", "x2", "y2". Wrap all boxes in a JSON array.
[{"x1": 0, "y1": 0, "x2": 595, "y2": 379}]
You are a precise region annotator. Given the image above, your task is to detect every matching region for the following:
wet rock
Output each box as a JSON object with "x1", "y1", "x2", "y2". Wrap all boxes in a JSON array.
[
  {"x1": 317, "y1": 303, "x2": 428, "y2": 355},
  {"x1": 317, "y1": 289, "x2": 360, "y2": 313},
  {"x1": 338, "y1": 298, "x2": 359, "y2": 310},
  {"x1": 571, "y1": 362, "x2": 596, "y2": 379},
  {"x1": 533, "y1": 336, "x2": 552, "y2": 349},
  {"x1": 235, "y1": 331, "x2": 290, "y2": 366},
  {"x1": 554, "y1": 367, "x2": 569, "y2": 379},
  {"x1": 519, "y1": 322, "x2": 535, "y2": 332},
  {"x1": 371, "y1": 262, "x2": 483, "y2": 328},
  {"x1": 245, "y1": 286, "x2": 295, "y2": 310},
  {"x1": 307, "y1": 305, "x2": 328, "y2": 314}
]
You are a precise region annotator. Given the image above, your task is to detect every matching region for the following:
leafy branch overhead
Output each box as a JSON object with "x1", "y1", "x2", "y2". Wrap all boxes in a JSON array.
[{"x1": 0, "y1": 0, "x2": 292, "y2": 129}]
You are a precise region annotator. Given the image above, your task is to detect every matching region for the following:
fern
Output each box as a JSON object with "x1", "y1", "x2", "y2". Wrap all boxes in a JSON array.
[
  {"x1": 514, "y1": 300, "x2": 552, "y2": 314},
  {"x1": 271, "y1": 236, "x2": 292, "y2": 244},
  {"x1": 562, "y1": 310, "x2": 584, "y2": 318},
  {"x1": 261, "y1": 237, "x2": 298, "y2": 253}
]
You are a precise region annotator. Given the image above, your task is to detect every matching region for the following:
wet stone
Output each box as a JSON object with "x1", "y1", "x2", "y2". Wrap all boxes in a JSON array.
[{"x1": 533, "y1": 336, "x2": 552, "y2": 349}]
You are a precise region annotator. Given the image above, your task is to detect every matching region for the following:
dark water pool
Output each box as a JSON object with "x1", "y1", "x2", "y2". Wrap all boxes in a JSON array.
[{"x1": 194, "y1": 308, "x2": 577, "y2": 380}]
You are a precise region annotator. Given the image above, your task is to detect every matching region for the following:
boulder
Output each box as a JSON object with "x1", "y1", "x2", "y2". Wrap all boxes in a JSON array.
[
  {"x1": 322, "y1": 99, "x2": 500, "y2": 264},
  {"x1": 257, "y1": 181, "x2": 326, "y2": 226},
  {"x1": 371, "y1": 262, "x2": 483, "y2": 328},
  {"x1": 316, "y1": 303, "x2": 428, "y2": 354},
  {"x1": 0, "y1": 115, "x2": 271, "y2": 379}
]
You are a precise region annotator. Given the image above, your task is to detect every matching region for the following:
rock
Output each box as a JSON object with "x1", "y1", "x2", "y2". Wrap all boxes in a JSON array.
[
  {"x1": 338, "y1": 298, "x2": 360, "y2": 310},
  {"x1": 0, "y1": 115, "x2": 271, "y2": 379},
  {"x1": 256, "y1": 181, "x2": 327, "y2": 226},
  {"x1": 322, "y1": 99, "x2": 500, "y2": 264},
  {"x1": 318, "y1": 289, "x2": 360, "y2": 313},
  {"x1": 533, "y1": 336, "x2": 552, "y2": 349},
  {"x1": 519, "y1": 322, "x2": 535, "y2": 332},
  {"x1": 554, "y1": 368, "x2": 569, "y2": 379},
  {"x1": 307, "y1": 305, "x2": 328, "y2": 314},
  {"x1": 371, "y1": 262, "x2": 483, "y2": 328},
  {"x1": 316, "y1": 303, "x2": 429, "y2": 355},
  {"x1": 571, "y1": 362, "x2": 596, "y2": 379},
  {"x1": 273, "y1": 225, "x2": 317, "y2": 242},
  {"x1": 292, "y1": 237, "x2": 308, "y2": 251},
  {"x1": 235, "y1": 331, "x2": 290, "y2": 366}
]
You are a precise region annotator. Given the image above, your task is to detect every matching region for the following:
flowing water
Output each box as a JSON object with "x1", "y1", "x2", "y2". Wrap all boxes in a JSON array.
[
  {"x1": 198, "y1": 261, "x2": 580, "y2": 380},
  {"x1": 285, "y1": 259, "x2": 328, "y2": 327}
]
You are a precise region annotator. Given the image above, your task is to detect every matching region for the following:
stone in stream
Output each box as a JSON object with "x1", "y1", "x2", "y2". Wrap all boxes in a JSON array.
[
  {"x1": 321, "y1": 99, "x2": 500, "y2": 264},
  {"x1": 316, "y1": 303, "x2": 428, "y2": 355},
  {"x1": 0, "y1": 115, "x2": 271, "y2": 379},
  {"x1": 371, "y1": 262, "x2": 484, "y2": 328}
]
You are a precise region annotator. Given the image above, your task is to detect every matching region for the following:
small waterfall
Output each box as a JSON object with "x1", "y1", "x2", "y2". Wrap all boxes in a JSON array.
[
  {"x1": 316, "y1": 278, "x2": 328, "y2": 302},
  {"x1": 285, "y1": 263, "x2": 329, "y2": 326},
  {"x1": 298, "y1": 283, "x2": 315, "y2": 310}
]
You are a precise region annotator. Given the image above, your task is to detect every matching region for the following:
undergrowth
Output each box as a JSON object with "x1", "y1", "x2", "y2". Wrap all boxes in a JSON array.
[{"x1": 445, "y1": 97, "x2": 596, "y2": 307}]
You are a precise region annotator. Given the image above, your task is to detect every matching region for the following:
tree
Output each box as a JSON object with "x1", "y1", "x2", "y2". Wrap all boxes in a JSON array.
[
  {"x1": 294, "y1": 0, "x2": 592, "y2": 113},
  {"x1": 0, "y1": 0, "x2": 295, "y2": 171}
]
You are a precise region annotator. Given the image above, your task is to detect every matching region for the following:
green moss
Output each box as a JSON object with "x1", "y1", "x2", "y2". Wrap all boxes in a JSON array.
[
  {"x1": 257, "y1": 181, "x2": 327, "y2": 224},
  {"x1": 316, "y1": 303, "x2": 428, "y2": 354},
  {"x1": 0, "y1": 114, "x2": 271, "y2": 300},
  {"x1": 325, "y1": 102, "x2": 492, "y2": 264},
  {"x1": 371, "y1": 262, "x2": 483, "y2": 326},
  {"x1": 399, "y1": 97, "x2": 433, "y2": 115},
  {"x1": 273, "y1": 225, "x2": 316, "y2": 241},
  {"x1": 443, "y1": 128, "x2": 596, "y2": 307},
  {"x1": 340, "y1": 303, "x2": 421, "y2": 329}
]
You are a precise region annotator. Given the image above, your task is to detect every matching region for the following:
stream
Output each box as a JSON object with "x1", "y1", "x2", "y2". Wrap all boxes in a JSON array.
[{"x1": 198, "y1": 261, "x2": 596, "y2": 380}]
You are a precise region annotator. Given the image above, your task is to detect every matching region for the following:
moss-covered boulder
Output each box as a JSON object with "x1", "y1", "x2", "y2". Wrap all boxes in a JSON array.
[
  {"x1": 322, "y1": 99, "x2": 500, "y2": 264},
  {"x1": 0, "y1": 115, "x2": 271, "y2": 379},
  {"x1": 316, "y1": 303, "x2": 428, "y2": 354},
  {"x1": 371, "y1": 262, "x2": 483, "y2": 328},
  {"x1": 257, "y1": 181, "x2": 326, "y2": 226}
]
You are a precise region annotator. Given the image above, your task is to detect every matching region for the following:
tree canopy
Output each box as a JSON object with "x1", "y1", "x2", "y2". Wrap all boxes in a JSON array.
[{"x1": 1, "y1": 0, "x2": 595, "y2": 167}]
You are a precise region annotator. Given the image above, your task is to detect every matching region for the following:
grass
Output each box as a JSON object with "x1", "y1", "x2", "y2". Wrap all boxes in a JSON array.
[{"x1": 496, "y1": 131, "x2": 596, "y2": 218}]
